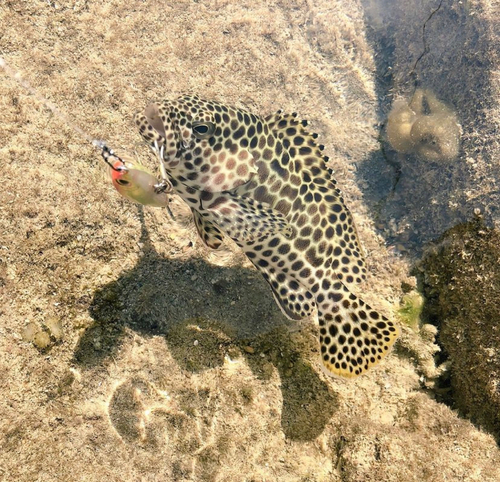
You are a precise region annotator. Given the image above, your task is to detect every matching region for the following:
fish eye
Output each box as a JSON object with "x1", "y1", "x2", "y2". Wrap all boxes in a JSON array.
[
  {"x1": 192, "y1": 121, "x2": 215, "y2": 139},
  {"x1": 116, "y1": 179, "x2": 130, "y2": 186}
]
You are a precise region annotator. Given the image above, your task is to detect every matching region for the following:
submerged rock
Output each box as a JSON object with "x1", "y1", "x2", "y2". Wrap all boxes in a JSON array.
[
  {"x1": 386, "y1": 88, "x2": 461, "y2": 162},
  {"x1": 419, "y1": 219, "x2": 500, "y2": 439}
]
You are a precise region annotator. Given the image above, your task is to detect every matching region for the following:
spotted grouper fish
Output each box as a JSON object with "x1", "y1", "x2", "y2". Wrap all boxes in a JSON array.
[{"x1": 134, "y1": 95, "x2": 399, "y2": 378}]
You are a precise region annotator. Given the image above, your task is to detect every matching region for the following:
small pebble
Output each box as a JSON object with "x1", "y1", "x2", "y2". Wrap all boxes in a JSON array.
[
  {"x1": 243, "y1": 346, "x2": 255, "y2": 354},
  {"x1": 45, "y1": 317, "x2": 63, "y2": 340},
  {"x1": 21, "y1": 322, "x2": 39, "y2": 342},
  {"x1": 33, "y1": 331, "x2": 51, "y2": 349}
]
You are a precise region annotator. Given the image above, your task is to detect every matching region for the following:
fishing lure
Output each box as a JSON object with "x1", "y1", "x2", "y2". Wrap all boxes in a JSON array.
[
  {"x1": 0, "y1": 57, "x2": 173, "y2": 214},
  {"x1": 94, "y1": 141, "x2": 174, "y2": 212}
]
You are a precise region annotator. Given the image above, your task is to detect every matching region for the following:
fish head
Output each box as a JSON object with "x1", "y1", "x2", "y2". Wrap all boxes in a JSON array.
[{"x1": 134, "y1": 95, "x2": 259, "y2": 192}]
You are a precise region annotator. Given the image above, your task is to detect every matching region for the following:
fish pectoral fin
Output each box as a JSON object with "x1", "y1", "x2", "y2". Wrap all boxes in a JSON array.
[
  {"x1": 192, "y1": 208, "x2": 224, "y2": 250},
  {"x1": 203, "y1": 194, "x2": 292, "y2": 243},
  {"x1": 317, "y1": 283, "x2": 399, "y2": 379}
]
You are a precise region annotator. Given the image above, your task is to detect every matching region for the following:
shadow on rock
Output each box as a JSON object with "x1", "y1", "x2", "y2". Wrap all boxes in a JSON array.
[
  {"x1": 73, "y1": 207, "x2": 338, "y2": 441},
  {"x1": 356, "y1": 147, "x2": 466, "y2": 255},
  {"x1": 243, "y1": 326, "x2": 338, "y2": 441}
]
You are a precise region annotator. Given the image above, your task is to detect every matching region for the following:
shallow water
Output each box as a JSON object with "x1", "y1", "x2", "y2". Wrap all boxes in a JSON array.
[
  {"x1": 358, "y1": 0, "x2": 499, "y2": 255},
  {"x1": 1, "y1": 1, "x2": 500, "y2": 480}
]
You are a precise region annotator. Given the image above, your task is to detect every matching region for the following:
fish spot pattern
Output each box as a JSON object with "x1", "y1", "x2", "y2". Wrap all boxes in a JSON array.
[{"x1": 134, "y1": 94, "x2": 399, "y2": 378}]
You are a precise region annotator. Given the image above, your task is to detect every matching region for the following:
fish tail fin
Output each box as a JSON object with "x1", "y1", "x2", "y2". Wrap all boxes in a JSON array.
[{"x1": 317, "y1": 283, "x2": 399, "y2": 378}]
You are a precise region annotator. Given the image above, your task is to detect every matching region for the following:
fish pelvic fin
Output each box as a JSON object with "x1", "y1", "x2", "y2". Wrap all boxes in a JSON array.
[
  {"x1": 317, "y1": 281, "x2": 399, "y2": 378},
  {"x1": 203, "y1": 193, "x2": 292, "y2": 243},
  {"x1": 192, "y1": 208, "x2": 224, "y2": 250}
]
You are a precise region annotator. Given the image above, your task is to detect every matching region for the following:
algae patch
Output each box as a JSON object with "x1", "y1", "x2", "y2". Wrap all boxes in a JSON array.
[
  {"x1": 419, "y1": 219, "x2": 500, "y2": 440},
  {"x1": 397, "y1": 291, "x2": 423, "y2": 331}
]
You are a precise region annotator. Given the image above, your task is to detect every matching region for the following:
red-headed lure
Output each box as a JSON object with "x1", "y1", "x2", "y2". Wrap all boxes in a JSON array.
[{"x1": 95, "y1": 140, "x2": 173, "y2": 210}]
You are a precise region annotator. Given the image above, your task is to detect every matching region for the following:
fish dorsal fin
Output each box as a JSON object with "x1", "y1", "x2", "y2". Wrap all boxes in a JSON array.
[{"x1": 265, "y1": 111, "x2": 330, "y2": 171}]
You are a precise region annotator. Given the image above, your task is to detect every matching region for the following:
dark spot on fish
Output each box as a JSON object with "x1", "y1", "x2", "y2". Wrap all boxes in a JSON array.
[
  {"x1": 271, "y1": 159, "x2": 288, "y2": 179},
  {"x1": 281, "y1": 185, "x2": 298, "y2": 200},
  {"x1": 294, "y1": 238, "x2": 310, "y2": 250},
  {"x1": 292, "y1": 198, "x2": 302, "y2": 211},
  {"x1": 278, "y1": 244, "x2": 291, "y2": 255},
  {"x1": 305, "y1": 247, "x2": 322, "y2": 267},
  {"x1": 308, "y1": 204, "x2": 318, "y2": 215},
  {"x1": 233, "y1": 126, "x2": 245, "y2": 140},
  {"x1": 328, "y1": 292, "x2": 343, "y2": 302},
  {"x1": 313, "y1": 228, "x2": 322, "y2": 242}
]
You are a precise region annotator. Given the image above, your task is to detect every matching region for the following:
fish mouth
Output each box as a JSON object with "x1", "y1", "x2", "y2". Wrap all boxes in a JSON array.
[{"x1": 144, "y1": 103, "x2": 167, "y2": 138}]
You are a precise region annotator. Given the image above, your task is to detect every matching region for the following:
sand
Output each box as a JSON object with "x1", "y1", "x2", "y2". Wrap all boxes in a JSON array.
[{"x1": 1, "y1": 0, "x2": 500, "y2": 481}]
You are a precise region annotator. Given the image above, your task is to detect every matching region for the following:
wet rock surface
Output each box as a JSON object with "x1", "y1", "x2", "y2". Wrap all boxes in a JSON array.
[{"x1": 358, "y1": 0, "x2": 500, "y2": 253}]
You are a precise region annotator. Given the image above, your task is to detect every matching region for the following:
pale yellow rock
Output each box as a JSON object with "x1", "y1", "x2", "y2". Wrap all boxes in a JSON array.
[
  {"x1": 386, "y1": 100, "x2": 417, "y2": 153},
  {"x1": 45, "y1": 317, "x2": 63, "y2": 340},
  {"x1": 33, "y1": 331, "x2": 51, "y2": 350},
  {"x1": 387, "y1": 88, "x2": 461, "y2": 161},
  {"x1": 21, "y1": 322, "x2": 39, "y2": 342}
]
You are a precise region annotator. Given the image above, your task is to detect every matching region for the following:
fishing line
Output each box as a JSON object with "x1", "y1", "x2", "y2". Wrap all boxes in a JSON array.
[
  {"x1": 0, "y1": 56, "x2": 175, "y2": 218},
  {"x1": 0, "y1": 56, "x2": 124, "y2": 170}
]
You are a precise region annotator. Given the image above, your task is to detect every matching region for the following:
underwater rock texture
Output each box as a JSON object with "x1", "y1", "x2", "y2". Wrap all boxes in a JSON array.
[
  {"x1": 419, "y1": 219, "x2": 500, "y2": 439},
  {"x1": 359, "y1": 0, "x2": 500, "y2": 252},
  {"x1": 1, "y1": 0, "x2": 500, "y2": 481}
]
